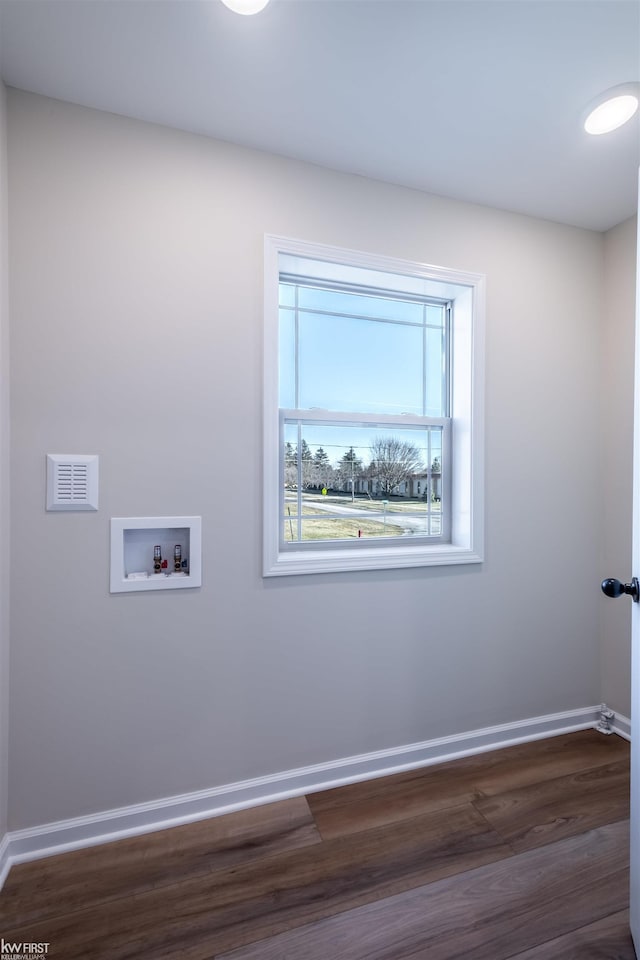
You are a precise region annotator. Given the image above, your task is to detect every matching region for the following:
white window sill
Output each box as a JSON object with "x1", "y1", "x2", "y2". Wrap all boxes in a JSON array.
[{"x1": 263, "y1": 542, "x2": 483, "y2": 577}]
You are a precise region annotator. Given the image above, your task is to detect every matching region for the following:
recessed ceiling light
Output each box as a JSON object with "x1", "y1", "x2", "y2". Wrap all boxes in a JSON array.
[
  {"x1": 220, "y1": 0, "x2": 270, "y2": 13},
  {"x1": 584, "y1": 82, "x2": 640, "y2": 135}
]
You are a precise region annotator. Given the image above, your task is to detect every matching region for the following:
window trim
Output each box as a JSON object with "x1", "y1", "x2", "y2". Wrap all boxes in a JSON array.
[{"x1": 263, "y1": 235, "x2": 485, "y2": 577}]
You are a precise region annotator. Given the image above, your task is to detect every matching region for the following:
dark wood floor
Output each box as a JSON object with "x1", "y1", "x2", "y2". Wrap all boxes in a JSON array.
[{"x1": 0, "y1": 729, "x2": 635, "y2": 959}]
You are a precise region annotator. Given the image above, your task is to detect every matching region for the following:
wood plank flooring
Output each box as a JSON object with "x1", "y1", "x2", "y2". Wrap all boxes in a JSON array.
[{"x1": 0, "y1": 729, "x2": 634, "y2": 960}]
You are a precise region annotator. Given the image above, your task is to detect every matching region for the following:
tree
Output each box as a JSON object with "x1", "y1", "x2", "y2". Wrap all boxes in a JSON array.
[
  {"x1": 341, "y1": 447, "x2": 362, "y2": 468},
  {"x1": 284, "y1": 440, "x2": 316, "y2": 489},
  {"x1": 335, "y1": 447, "x2": 363, "y2": 496},
  {"x1": 312, "y1": 447, "x2": 333, "y2": 489},
  {"x1": 368, "y1": 436, "x2": 423, "y2": 496},
  {"x1": 300, "y1": 439, "x2": 313, "y2": 461},
  {"x1": 284, "y1": 442, "x2": 297, "y2": 489},
  {"x1": 296, "y1": 439, "x2": 317, "y2": 489}
]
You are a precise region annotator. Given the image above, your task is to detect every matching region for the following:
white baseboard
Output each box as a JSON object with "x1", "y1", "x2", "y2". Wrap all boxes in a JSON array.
[
  {"x1": 611, "y1": 711, "x2": 631, "y2": 740},
  {"x1": 0, "y1": 704, "x2": 610, "y2": 888},
  {"x1": 0, "y1": 832, "x2": 10, "y2": 890}
]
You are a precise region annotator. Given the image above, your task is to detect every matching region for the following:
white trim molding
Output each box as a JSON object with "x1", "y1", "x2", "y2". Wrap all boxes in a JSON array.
[
  {"x1": 0, "y1": 704, "x2": 613, "y2": 888},
  {"x1": 263, "y1": 234, "x2": 485, "y2": 577},
  {"x1": 0, "y1": 832, "x2": 10, "y2": 890},
  {"x1": 611, "y1": 711, "x2": 632, "y2": 740}
]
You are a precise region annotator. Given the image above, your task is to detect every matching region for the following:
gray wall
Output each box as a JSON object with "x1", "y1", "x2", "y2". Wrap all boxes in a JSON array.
[
  {"x1": 600, "y1": 215, "x2": 638, "y2": 719},
  {"x1": 7, "y1": 90, "x2": 608, "y2": 831},
  {"x1": 0, "y1": 80, "x2": 8, "y2": 841}
]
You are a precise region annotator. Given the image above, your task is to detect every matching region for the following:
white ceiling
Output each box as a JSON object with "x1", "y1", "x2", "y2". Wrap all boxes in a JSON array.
[{"x1": 0, "y1": 0, "x2": 638, "y2": 231}]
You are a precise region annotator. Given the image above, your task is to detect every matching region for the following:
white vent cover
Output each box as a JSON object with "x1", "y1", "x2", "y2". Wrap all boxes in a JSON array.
[{"x1": 46, "y1": 454, "x2": 99, "y2": 511}]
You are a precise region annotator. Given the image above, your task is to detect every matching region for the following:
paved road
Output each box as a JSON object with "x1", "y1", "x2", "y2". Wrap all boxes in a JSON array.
[{"x1": 285, "y1": 498, "x2": 440, "y2": 535}]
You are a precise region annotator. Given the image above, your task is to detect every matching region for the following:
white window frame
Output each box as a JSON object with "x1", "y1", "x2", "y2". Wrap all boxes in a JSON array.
[{"x1": 263, "y1": 235, "x2": 485, "y2": 577}]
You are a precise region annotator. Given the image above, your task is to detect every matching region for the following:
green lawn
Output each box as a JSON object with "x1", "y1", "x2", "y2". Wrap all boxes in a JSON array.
[{"x1": 283, "y1": 505, "x2": 404, "y2": 541}]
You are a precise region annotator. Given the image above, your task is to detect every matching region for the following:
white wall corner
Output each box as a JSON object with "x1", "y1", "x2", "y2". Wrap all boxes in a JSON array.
[{"x1": 0, "y1": 77, "x2": 10, "y2": 874}]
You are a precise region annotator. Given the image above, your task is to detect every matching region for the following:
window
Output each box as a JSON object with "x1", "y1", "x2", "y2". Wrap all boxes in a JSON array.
[{"x1": 264, "y1": 236, "x2": 484, "y2": 576}]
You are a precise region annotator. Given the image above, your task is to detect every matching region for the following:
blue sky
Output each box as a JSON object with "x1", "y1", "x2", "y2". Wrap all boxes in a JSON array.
[{"x1": 279, "y1": 282, "x2": 446, "y2": 469}]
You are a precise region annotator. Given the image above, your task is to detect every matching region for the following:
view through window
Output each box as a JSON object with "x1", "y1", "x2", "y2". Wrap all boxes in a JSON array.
[{"x1": 280, "y1": 277, "x2": 450, "y2": 545}]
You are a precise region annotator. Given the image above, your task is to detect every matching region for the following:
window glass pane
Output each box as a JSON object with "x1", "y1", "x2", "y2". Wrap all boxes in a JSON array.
[
  {"x1": 425, "y1": 325, "x2": 446, "y2": 417},
  {"x1": 279, "y1": 283, "x2": 296, "y2": 308},
  {"x1": 425, "y1": 304, "x2": 445, "y2": 329},
  {"x1": 298, "y1": 312, "x2": 423, "y2": 415},
  {"x1": 297, "y1": 286, "x2": 423, "y2": 325},
  {"x1": 278, "y1": 308, "x2": 296, "y2": 408},
  {"x1": 281, "y1": 421, "x2": 443, "y2": 542}
]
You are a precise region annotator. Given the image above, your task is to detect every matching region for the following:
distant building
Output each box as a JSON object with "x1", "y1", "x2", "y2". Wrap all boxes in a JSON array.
[{"x1": 336, "y1": 469, "x2": 442, "y2": 501}]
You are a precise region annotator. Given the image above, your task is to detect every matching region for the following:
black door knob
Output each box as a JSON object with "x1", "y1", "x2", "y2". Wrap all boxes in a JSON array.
[{"x1": 601, "y1": 577, "x2": 640, "y2": 602}]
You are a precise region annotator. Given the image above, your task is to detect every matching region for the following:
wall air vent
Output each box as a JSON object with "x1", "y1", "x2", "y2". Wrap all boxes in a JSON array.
[{"x1": 46, "y1": 454, "x2": 99, "y2": 512}]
